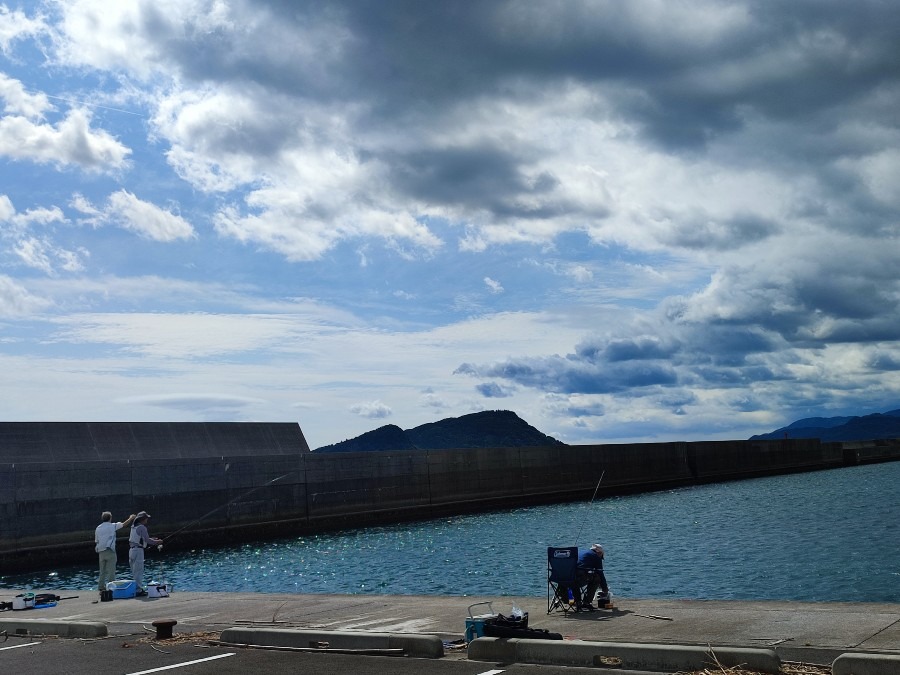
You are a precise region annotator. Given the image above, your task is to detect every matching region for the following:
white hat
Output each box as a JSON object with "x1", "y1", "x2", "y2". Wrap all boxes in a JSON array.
[{"x1": 590, "y1": 543, "x2": 604, "y2": 554}]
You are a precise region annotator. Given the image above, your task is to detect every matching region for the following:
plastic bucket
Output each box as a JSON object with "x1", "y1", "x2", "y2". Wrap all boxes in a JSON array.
[{"x1": 147, "y1": 583, "x2": 169, "y2": 598}]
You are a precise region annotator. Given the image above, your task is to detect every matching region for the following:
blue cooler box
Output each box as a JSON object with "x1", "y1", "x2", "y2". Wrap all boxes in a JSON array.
[
  {"x1": 107, "y1": 580, "x2": 136, "y2": 599},
  {"x1": 465, "y1": 602, "x2": 497, "y2": 643}
]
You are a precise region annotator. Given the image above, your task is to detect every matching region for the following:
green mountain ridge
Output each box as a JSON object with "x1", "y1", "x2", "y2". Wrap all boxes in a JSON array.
[
  {"x1": 314, "y1": 410, "x2": 566, "y2": 452},
  {"x1": 750, "y1": 407, "x2": 900, "y2": 442}
]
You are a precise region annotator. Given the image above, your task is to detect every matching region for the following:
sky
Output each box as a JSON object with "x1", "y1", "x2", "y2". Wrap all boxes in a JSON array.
[{"x1": 1, "y1": 1, "x2": 899, "y2": 450}]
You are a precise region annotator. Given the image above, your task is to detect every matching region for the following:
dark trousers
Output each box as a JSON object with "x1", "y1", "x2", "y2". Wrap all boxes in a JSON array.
[{"x1": 577, "y1": 568, "x2": 608, "y2": 605}]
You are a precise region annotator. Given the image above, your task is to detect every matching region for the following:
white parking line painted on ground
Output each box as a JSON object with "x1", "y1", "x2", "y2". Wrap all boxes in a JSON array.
[
  {"x1": 1, "y1": 642, "x2": 42, "y2": 650},
  {"x1": 124, "y1": 652, "x2": 235, "y2": 674},
  {"x1": 476, "y1": 670, "x2": 505, "y2": 675}
]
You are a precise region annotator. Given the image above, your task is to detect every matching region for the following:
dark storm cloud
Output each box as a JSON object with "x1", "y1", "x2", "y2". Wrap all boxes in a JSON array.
[
  {"x1": 475, "y1": 381, "x2": 514, "y2": 398},
  {"x1": 686, "y1": 327, "x2": 777, "y2": 362},
  {"x1": 662, "y1": 212, "x2": 781, "y2": 251},
  {"x1": 867, "y1": 352, "x2": 900, "y2": 372},
  {"x1": 816, "y1": 319, "x2": 900, "y2": 344},
  {"x1": 146, "y1": 1, "x2": 900, "y2": 149},
  {"x1": 794, "y1": 277, "x2": 892, "y2": 322},
  {"x1": 126, "y1": 0, "x2": 900, "y2": 251},
  {"x1": 132, "y1": 1, "x2": 352, "y2": 98},
  {"x1": 336, "y1": 0, "x2": 900, "y2": 149},
  {"x1": 659, "y1": 391, "x2": 698, "y2": 411},
  {"x1": 456, "y1": 349, "x2": 678, "y2": 395},
  {"x1": 693, "y1": 364, "x2": 780, "y2": 386},
  {"x1": 577, "y1": 335, "x2": 679, "y2": 362},
  {"x1": 457, "y1": 316, "x2": 793, "y2": 400},
  {"x1": 386, "y1": 145, "x2": 562, "y2": 215},
  {"x1": 564, "y1": 402, "x2": 605, "y2": 417}
]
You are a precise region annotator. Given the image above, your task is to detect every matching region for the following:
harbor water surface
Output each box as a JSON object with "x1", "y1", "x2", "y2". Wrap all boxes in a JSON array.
[{"x1": 3, "y1": 462, "x2": 899, "y2": 602}]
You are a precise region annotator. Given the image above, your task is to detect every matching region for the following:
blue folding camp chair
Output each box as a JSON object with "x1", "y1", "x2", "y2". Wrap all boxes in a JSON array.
[{"x1": 547, "y1": 546, "x2": 581, "y2": 614}]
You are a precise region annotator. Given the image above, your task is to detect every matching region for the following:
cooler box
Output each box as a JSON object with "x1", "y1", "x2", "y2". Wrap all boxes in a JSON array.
[
  {"x1": 465, "y1": 601, "x2": 497, "y2": 643},
  {"x1": 107, "y1": 580, "x2": 136, "y2": 599}
]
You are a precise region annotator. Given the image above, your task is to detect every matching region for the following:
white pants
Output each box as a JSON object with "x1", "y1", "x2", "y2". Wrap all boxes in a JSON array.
[{"x1": 129, "y1": 547, "x2": 145, "y2": 589}]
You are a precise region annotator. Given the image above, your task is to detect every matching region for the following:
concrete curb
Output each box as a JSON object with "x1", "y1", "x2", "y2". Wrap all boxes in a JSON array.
[
  {"x1": 0, "y1": 618, "x2": 108, "y2": 638},
  {"x1": 467, "y1": 637, "x2": 781, "y2": 673},
  {"x1": 219, "y1": 627, "x2": 444, "y2": 659},
  {"x1": 832, "y1": 653, "x2": 900, "y2": 675}
]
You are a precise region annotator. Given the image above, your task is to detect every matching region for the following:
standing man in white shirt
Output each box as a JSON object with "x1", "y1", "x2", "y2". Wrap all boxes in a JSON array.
[{"x1": 95, "y1": 511, "x2": 136, "y2": 593}]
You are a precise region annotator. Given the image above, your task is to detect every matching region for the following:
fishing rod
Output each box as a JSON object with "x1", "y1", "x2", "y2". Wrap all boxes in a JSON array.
[
  {"x1": 573, "y1": 470, "x2": 605, "y2": 548},
  {"x1": 161, "y1": 470, "x2": 298, "y2": 546}
]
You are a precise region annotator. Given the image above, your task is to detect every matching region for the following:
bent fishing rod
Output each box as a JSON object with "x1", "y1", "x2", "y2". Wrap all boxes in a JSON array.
[
  {"x1": 573, "y1": 470, "x2": 605, "y2": 548},
  {"x1": 161, "y1": 470, "x2": 298, "y2": 546}
]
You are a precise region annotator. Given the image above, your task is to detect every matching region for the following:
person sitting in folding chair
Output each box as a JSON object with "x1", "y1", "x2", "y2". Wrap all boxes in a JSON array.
[{"x1": 576, "y1": 543, "x2": 610, "y2": 610}]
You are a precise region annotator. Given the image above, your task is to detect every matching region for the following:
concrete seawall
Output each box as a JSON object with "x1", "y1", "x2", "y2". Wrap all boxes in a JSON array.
[{"x1": 1, "y1": 422, "x2": 899, "y2": 571}]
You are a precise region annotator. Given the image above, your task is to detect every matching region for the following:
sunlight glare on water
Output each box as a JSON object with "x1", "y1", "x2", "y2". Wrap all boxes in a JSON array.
[{"x1": 4, "y1": 462, "x2": 899, "y2": 601}]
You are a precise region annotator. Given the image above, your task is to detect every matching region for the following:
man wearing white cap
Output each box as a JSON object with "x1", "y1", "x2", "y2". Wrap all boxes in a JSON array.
[
  {"x1": 576, "y1": 543, "x2": 610, "y2": 610},
  {"x1": 129, "y1": 511, "x2": 162, "y2": 596}
]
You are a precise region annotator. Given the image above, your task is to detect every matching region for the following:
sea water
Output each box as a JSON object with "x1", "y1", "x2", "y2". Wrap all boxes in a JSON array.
[{"x1": 3, "y1": 461, "x2": 899, "y2": 601}]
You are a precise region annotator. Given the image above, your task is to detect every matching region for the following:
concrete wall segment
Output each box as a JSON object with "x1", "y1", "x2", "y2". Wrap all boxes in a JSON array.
[
  {"x1": 219, "y1": 627, "x2": 444, "y2": 658},
  {"x1": 1, "y1": 431, "x2": 899, "y2": 571},
  {"x1": 131, "y1": 456, "x2": 226, "y2": 495},
  {"x1": 426, "y1": 446, "x2": 524, "y2": 504},
  {"x1": 832, "y1": 653, "x2": 900, "y2": 675},
  {"x1": 468, "y1": 637, "x2": 780, "y2": 673},
  {"x1": 0, "y1": 421, "x2": 311, "y2": 464}
]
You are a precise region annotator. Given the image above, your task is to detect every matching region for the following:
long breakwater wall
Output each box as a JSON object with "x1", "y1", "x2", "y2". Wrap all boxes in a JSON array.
[{"x1": 1, "y1": 422, "x2": 899, "y2": 572}]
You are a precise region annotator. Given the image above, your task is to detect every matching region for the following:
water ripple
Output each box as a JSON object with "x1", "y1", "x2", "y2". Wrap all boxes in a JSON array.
[{"x1": 3, "y1": 462, "x2": 898, "y2": 601}]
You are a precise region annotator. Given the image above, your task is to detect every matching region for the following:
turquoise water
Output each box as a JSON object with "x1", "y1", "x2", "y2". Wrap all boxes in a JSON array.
[{"x1": 4, "y1": 462, "x2": 899, "y2": 601}]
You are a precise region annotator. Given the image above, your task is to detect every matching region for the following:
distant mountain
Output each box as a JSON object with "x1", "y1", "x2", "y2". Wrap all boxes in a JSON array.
[
  {"x1": 784, "y1": 416, "x2": 857, "y2": 430},
  {"x1": 315, "y1": 410, "x2": 565, "y2": 452},
  {"x1": 750, "y1": 408, "x2": 900, "y2": 441},
  {"x1": 315, "y1": 424, "x2": 418, "y2": 453}
]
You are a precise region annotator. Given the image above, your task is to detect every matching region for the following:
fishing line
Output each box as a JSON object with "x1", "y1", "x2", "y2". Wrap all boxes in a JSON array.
[
  {"x1": 162, "y1": 470, "x2": 298, "y2": 545},
  {"x1": 573, "y1": 470, "x2": 605, "y2": 548}
]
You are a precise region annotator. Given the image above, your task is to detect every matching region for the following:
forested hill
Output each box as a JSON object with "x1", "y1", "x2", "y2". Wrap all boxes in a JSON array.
[
  {"x1": 750, "y1": 408, "x2": 900, "y2": 441},
  {"x1": 315, "y1": 410, "x2": 565, "y2": 452}
]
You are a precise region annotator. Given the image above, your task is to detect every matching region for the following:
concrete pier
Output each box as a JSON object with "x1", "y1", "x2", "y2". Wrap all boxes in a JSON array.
[{"x1": 0, "y1": 590, "x2": 898, "y2": 672}]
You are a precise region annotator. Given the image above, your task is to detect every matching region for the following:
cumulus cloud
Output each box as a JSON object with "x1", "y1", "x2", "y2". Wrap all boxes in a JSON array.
[
  {"x1": 0, "y1": 194, "x2": 83, "y2": 275},
  {"x1": 42, "y1": 0, "x2": 900, "y2": 264},
  {"x1": 0, "y1": 5, "x2": 46, "y2": 54},
  {"x1": 73, "y1": 190, "x2": 195, "y2": 242},
  {"x1": 350, "y1": 400, "x2": 393, "y2": 419},
  {"x1": 0, "y1": 74, "x2": 131, "y2": 170},
  {"x1": 35, "y1": 2, "x2": 895, "y2": 241}
]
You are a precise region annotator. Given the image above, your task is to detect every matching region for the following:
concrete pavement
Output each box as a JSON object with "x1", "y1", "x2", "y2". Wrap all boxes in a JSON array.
[{"x1": 1, "y1": 590, "x2": 899, "y2": 671}]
